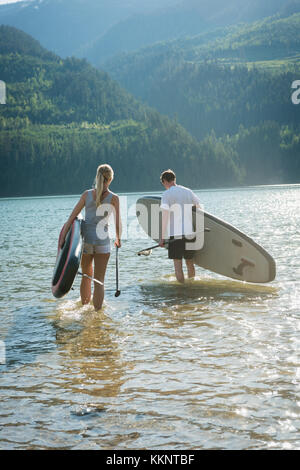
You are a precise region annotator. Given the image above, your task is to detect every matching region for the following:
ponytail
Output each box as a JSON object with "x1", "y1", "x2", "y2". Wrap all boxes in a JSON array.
[
  {"x1": 95, "y1": 172, "x2": 104, "y2": 208},
  {"x1": 95, "y1": 164, "x2": 114, "y2": 207}
]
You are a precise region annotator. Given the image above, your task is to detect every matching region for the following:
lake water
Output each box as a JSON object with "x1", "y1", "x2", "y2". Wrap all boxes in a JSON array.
[{"x1": 0, "y1": 185, "x2": 299, "y2": 450}]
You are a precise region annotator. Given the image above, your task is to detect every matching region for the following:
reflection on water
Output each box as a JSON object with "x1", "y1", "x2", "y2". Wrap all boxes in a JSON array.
[
  {"x1": 0, "y1": 186, "x2": 300, "y2": 449},
  {"x1": 3, "y1": 306, "x2": 56, "y2": 368},
  {"x1": 52, "y1": 300, "x2": 125, "y2": 401},
  {"x1": 141, "y1": 275, "x2": 278, "y2": 305}
]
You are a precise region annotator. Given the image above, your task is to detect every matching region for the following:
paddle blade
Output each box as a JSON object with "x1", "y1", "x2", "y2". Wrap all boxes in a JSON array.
[{"x1": 138, "y1": 249, "x2": 153, "y2": 256}]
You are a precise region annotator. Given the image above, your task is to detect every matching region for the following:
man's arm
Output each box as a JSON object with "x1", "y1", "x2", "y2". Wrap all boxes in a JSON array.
[
  {"x1": 160, "y1": 192, "x2": 170, "y2": 247},
  {"x1": 160, "y1": 208, "x2": 170, "y2": 247},
  {"x1": 191, "y1": 190, "x2": 201, "y2": 209}
]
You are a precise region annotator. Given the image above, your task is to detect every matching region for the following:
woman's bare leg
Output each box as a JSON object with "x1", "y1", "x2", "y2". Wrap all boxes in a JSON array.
[
  {"x1": 80, "y1": 254, "x2": 94, "y2": 305},
  {"x1": 93, "y1": 253, "x2": 110, "y2": 311}
]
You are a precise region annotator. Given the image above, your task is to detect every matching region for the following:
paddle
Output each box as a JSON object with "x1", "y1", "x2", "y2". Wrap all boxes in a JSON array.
[
  {"x1": 78, "y1": 271, "x2": 103, "y2": 286},
  {"x1": 137, "y1": 230, "x2": 210, "y2": 256},
  {"x1": 115, "y1": 246, "x2": 121, "y2": 297},
  {"x1": 78, "y1": 247, "x2": 121, "y2": 297},
  {"x1": 137, "y1": 244, "x2": 164, "y2": 256}
]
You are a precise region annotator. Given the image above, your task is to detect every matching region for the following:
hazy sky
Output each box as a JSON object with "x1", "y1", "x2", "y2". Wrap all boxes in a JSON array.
[{"x1": 0, "y1": 0, "x2": 24, "y2": 4}]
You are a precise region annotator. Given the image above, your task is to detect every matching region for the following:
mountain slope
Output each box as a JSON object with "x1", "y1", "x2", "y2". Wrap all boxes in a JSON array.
[
  {"x1": 1, "y1": 0, "x2": 300, "y2": 63},
  {"x1": 0, "y1": 0, "x2": 179, "y2": 58},
  {"x1": 0, "y1": 25, "x2": 244, "y2": 196},
  {"x1": 0, "y1": 25, "x2": 148, "y2": 125},
  {"x1": 80, "y1": 5, "x2": 209, "y2": 65},
  {"x1": 105, "y1": 12, "x2": 300, "y2": 141},
  {"x1": 102, "y1": 12, "x2": 300, "y2": 186},
  {"x1": 80, "y1": 0, "x2": 300, "y2": 65}
]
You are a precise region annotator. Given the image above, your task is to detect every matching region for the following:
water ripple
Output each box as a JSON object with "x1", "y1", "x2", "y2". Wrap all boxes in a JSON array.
[{"x1": 0, "y1": 186, "x2": 300, "y2": 449}]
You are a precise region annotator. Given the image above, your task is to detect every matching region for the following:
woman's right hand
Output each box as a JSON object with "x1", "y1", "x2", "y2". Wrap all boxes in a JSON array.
[{"x1": 115, "y1": 238, "x2": 121, "y2": 248}]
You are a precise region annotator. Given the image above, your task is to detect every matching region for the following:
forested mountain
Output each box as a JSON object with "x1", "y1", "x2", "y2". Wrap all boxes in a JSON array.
[
  {"x1": 0, "y1": 0, "x2": 180, "y2": 59},
  {"x1": 84, "y1": 0, "x2": 300, "y2": 65},
  {"x1": 1, "y1": 6, "x2": 300, "y2": 198},
  {"x1": 0, "y1": 25, "x2": 148, "y2": 125},
  {"x1": 0, "y1": 26, "x2": 244, "y2": 197},
  {"x1": 107, "y1": 56, "x2": 300, "y2": 141},
  {"x1": 1, "y1": 0, "x2": 300, "y2": 63},
  {"x1": 79, "y1": 5, "x2": 208, "y2": 65},
  {"x1": 106, "y1": 13, "x2": 300, "y2": 140},
  {"x1": 102, "y1": 11, "x2": 300, "y2": 187}
]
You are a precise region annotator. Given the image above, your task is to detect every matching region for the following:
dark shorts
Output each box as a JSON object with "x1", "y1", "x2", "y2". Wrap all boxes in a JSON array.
[{"x1": 168, "y1": 236, "x2": 196, "y2": 260}]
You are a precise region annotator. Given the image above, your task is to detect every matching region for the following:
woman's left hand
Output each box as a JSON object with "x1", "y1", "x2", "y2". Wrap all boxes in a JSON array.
[
  {"x1": 59, "y1": 236, "x2": 66, "y2": 249},
  {"x1": 59, "y1": 226, "x2": 67, "y2": 249}
]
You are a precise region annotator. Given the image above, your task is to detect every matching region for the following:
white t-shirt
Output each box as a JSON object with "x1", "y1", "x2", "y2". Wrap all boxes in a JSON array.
[{"x1": 160, "y1": 185, "x2": 200, "y2": 237}]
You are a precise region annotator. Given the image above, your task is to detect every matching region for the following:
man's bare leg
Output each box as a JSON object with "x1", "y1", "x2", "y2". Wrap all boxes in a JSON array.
[
  {"x1": 185, "y1": 259, "x2": 195, "y2": 279},
  {"x1": 173, "y1": 259, "x2": 185, "y2": 283}
]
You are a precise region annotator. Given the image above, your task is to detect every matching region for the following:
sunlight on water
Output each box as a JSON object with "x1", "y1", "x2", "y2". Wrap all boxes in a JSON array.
[{"x1": 0, "y1": 185, "x2": 300, "y2": 449}]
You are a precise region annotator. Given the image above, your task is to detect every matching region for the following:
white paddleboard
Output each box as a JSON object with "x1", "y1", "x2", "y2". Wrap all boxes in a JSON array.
[{"x1": 136, "y1": 196, "x2": 276, "y2": 284}]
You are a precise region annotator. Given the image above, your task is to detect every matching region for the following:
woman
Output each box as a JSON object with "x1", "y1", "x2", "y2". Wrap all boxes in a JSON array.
[{"x1": 60, "y1": 164, "x2": 121, "y2": 310}]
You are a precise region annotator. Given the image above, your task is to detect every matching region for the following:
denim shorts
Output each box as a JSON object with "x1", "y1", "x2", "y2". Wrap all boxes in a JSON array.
[{"x1": 83, "y1": 243, "x2": 111, "y2": 255}]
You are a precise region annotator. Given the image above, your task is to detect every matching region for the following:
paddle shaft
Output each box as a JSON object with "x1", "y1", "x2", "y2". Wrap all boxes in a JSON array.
[
  {"x1": 137, "y1": 228, "x2": 211, "y2": 256},
  {"x1": 78, "y1": 271, "x2": 103, "y2": 286},
  {"x1": 115, "y1": 246, "x2": 121, "y2": 297}
]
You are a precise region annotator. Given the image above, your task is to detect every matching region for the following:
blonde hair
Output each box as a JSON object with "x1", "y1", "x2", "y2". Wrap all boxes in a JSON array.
[{"x1": 95, "y1": 164, "x2": 114, "y2": 207}]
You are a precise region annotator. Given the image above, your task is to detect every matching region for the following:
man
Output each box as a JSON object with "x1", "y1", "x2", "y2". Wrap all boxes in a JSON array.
[{"x1": 159, "y1": 169, "x2": 201, "y2": 283}]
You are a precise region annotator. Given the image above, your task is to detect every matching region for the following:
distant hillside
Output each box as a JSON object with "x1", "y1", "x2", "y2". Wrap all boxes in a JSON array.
[
  {"x1": 103, "y1": 12, "x2": 300, "y2": 186},
  {"x1": 0, "y1": 23, "x2": 56, "y2": 59},
  {"x1": 0, "y1": 26, "x2": 147, "y2": 126},
  {"x1": 175, "y1": 0, "x2": 300, "y2": 24},
  {"x1": 198, "y1": 11, "x2": 300, "y2": 62},
  {"x1": 0, "y1": 0, "x2": 179, "y2": 58},
  {"x1": 107, "y1": 11, "x2": 300, "y2": 74},
  {"x1": 75, "y1": 0, "x2": 300, "y2": 65},
  {"x1": 79, "y1": 5, "x2": 209, "y2": 65},
  {"x1": 106, "y1": 12, "x2": 300, "y2": 141},
  {"x1": 0, "y1": 26, "x2": 245, "y2": 196},
  {"x1": 1, "y1": 0, "x2": 300, "y2": 63}
]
